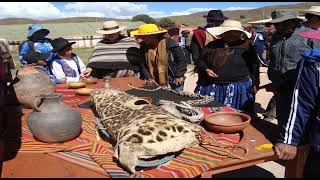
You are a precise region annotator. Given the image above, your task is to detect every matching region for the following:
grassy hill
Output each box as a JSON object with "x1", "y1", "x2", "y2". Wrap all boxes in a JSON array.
[
  {"x1": 168, "y1": 2, "x2": 320, "y2": 26},
  {"x1": 0, "y1": 2, "x2": 319, "y2": 27}
]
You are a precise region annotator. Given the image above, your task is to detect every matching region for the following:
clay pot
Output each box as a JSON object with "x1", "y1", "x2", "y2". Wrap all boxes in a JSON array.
[
  {"x1": 204, "y1": 112, "x2": 251, "y2": 133},
  {"x1": 27, "y1": 93, "x2": 82, "y2": 143},
  {"x1": 12, "y1": 65, "x2": 56, "y2": 108}
]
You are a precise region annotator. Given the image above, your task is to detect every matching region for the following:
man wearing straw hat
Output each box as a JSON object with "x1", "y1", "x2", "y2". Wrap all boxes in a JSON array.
[
  {"x1": 301, "y1": 6, "x2": 320, "y2": 30},
  {"x1": 265, "y1": 9, "x2": 320, "y2": 133},
  {"x1": 87, "y1": 21, "x2": 144, "y2": 79},
  {"x1": 131, "y1": 24, "x2": 188, "y2": 91}
]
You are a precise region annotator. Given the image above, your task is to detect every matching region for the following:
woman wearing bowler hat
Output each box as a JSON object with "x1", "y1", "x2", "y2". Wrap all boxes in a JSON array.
[{"x1": 50, "y1": 37, "x2": 92, "y2": 84}]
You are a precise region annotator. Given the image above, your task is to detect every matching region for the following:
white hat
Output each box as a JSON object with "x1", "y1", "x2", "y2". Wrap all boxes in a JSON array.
[
  {"x1": 300, "y1": 6, "x2": 320, "y2": 17},
  {"x1": 96, "y1": 21, "x2": 126, "y2": 34},
  {"x1": 206, "y1": 20, "x2": 252, "y2": 38}
]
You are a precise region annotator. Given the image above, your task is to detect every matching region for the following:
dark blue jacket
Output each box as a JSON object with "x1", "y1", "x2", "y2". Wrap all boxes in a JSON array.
[{"x1": 279, "y1": 48, "x2": 320, "y2": 152}]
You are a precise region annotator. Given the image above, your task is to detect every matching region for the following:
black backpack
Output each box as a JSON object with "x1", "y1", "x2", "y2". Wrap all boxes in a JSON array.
[{"x1": 19, "y1": 40, "x2": 34, "y2": 53}]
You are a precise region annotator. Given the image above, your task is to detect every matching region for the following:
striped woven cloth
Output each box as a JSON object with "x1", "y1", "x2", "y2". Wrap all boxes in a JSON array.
[
  {"x1": 18, "y1": 105, "x2": 240, "y2": 178},
  {"x1": 87, "y1": 37, "x2": 144, "y2": 71}
]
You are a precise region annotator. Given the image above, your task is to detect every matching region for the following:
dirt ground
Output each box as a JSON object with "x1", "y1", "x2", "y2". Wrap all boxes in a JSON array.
[{"x1": 183, "y1": 65, "x2": 284, "y2": 178}]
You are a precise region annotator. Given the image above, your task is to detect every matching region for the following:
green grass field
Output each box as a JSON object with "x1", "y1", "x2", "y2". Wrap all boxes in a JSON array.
[{"x1": 11, "y1": 47, "x2": 93, "y2": 78}]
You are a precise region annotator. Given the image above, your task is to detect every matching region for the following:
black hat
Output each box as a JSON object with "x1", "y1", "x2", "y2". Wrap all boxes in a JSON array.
[
  {"x1": 203, "y1": 10, "x2": 228, "y2": 21},
  {"x1": 51, "y1": 37, "x2": 76, "y2": 53}
]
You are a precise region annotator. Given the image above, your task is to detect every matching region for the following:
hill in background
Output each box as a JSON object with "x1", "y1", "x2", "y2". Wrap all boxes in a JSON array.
[{"x1": 0, "y1": 2, "x2": 319, "y2": 26}]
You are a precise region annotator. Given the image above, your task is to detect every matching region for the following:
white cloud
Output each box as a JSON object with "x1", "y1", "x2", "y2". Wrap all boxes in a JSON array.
[
  {"x1": 0, "y1": 2, "x2": 63, "y2": 19},
  {"x1": 0, "y1": 2, "x2": 258, "y2": 20},
  {"x1": 223, "y1": 7, "x2": 257, "y2": 11},
  {"x1": 63, "y1": 2, "x2": 149, "y2": 19},
  {"x1": 170, "y1": 8, "x2": 213, "y2": 16}
]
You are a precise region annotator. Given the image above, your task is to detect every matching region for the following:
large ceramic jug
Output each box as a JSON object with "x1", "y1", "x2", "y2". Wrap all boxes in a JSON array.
[
  {"x1": 12, "y1": 65, "x2": 56, "y2": 108},
  {"x1": 27, "y1": 93, "x2": 82, "y2": 143}
]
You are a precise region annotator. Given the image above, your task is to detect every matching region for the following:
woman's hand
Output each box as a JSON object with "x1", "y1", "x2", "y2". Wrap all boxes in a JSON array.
[
  {"x1": 205, "y1": 69, "x2": 219, "y2": 78},
  {"x1": 36, "y1": 60, "x2": 47, "y2": 66},
  {"x1": 250, "y1": 85, "x2": 258, "y2": 94},
  {"x1": 80, "y1": 68, "x2": 92, "y2": 78}
]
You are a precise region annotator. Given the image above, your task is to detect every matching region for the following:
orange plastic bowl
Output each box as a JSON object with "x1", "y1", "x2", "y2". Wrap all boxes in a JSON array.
[{"x1": 204, "y1": 112, "x2": 251, "y2": 133}]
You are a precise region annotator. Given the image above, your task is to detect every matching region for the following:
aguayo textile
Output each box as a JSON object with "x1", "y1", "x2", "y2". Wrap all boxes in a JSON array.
[
  {"x1": 10, "y1": 81, "x2": 243, "y2": 178},
  {"x1": 15, "y1": 105, "x2": 240, "y2": 178},
  {"x1": 87, "y1": 37, "x2": 144, "y2": 71}
]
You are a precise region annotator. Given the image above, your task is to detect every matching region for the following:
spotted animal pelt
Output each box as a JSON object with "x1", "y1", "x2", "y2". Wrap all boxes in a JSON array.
[{"x1": 91, "y1": 88, "x2": 204, "y2": 173}]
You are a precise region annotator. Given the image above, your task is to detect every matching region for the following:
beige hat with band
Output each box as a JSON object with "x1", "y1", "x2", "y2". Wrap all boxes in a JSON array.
[
  {"x1": 300, "y1": 6, "x2": 320, "y2": 17},
  {"x1": 96, "y1": 21, "x2": 126, "y2": 34},
  {"x1": 206, "y1": 20, "x2": 252, "y2": 38}
]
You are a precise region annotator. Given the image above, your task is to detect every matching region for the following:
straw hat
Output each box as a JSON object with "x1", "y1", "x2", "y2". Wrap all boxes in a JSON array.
[
  {"x1": 206, "y1": 20, "x2": 252, "y2": 38},
  {"x1": 96, "y1": 21, "x2": 126, "y2": 35},
  {"x1": 300, "y1": 6, "x2": 320, "y2": 17},
  {"x1": 130, "y1": 24, "x2": 167, "y2": 36},
  {"x1": 269, "y1": 9, "x2": 301, "y2": 24}
]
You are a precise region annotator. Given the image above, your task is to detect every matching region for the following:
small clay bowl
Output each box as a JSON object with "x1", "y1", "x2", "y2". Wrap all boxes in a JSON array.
[
  {"x1": 76, "y1": 88, "x2": 95, "y2": 96},
  {"x1": 67, "y1": 81, "x2": 86, "y2": 89},
  {"x1": 204, "y1": 112, "x2": 251, "y2": 133},
  {"x1": 84, "y1": 77, "x2": 98, "y2": 84}
]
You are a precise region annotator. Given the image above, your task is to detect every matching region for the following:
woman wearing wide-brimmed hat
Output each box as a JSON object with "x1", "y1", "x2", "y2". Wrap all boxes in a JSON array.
[
  {"x1": 194, "y1": 20, "x2": 260, "y2": 114},
  {"x1": 131, "y1": 24, "x2": 188, "y2": 91},
  {"x1": 19, "y1": 24, "x2": 55, "y2": 75},
  {"x1": 87, "y1": 21, "x2": 144, "y2": 79}
]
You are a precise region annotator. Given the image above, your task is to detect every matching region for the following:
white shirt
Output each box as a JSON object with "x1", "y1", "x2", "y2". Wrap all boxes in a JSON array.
[{"x1": 51, "y1": 55, "x2": 87, "y2": 83}]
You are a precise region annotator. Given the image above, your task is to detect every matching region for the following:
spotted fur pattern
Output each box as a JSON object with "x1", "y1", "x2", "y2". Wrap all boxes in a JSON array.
[{"x1": 91, "y1": 88, "x2": 204, "y2": 173}]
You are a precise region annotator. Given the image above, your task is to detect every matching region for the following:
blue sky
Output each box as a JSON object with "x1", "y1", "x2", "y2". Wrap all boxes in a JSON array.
[{"x1": 0, "y1": 2, "x2": 306, "y2": 20}]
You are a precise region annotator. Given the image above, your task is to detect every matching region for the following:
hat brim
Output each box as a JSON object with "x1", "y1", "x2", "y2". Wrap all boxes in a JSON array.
[
  {"x1": 96, "y1": 26, "x2": 126, "y2": 35},
  {"x1": 27, "y1": 29, "x2": 50, "y2": 38},
  {"x1": 130, "y1": 29, "x2": 168, "y2": 36},
  {"x1": 203, "y1": 15, "x2": 228, "y2": 21},
  {"x1": 52, "y1": 42, "x2": 76, "y2": 53},
  {"x1": 206, "y1": 27, "x2": 252, "y2": 39},
  {"x1": 300, "y1": 10, "x2": 320, "y2": 16},
  {"x1": 298, "y1": 30, "x2": 320, "y2": 40},
  {"x1": 269, "y1": 15, "x2": 301, "y2": 24}
]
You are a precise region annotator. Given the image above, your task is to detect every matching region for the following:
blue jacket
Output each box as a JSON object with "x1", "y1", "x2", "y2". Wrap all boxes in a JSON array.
[
  {"x1": 19, "y1": 39, "x2": 54, "y2": 75},
  {"x1": 279, "y1": 48, "x2": 320, "y2": 152}
]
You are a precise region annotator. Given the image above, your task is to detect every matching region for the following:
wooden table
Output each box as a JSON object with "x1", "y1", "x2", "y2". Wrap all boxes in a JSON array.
[{"x1": 0, "y1": 77, "x2": 309, "y2": 178}]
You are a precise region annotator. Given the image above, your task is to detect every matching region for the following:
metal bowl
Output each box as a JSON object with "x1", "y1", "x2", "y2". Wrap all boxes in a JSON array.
[{"x1": 204, "y1": 112, "x2": 251, "y2": 133}]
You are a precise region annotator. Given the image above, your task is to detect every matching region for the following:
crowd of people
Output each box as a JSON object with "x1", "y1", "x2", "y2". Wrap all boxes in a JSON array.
[{"x1": 1, "y1": 6, "x2": 320, "y2": 177}]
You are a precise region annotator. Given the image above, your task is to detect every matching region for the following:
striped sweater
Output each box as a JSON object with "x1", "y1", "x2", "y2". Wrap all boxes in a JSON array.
[{"x1": 87, "y1": 36, "x2": 144, "y2": 71}]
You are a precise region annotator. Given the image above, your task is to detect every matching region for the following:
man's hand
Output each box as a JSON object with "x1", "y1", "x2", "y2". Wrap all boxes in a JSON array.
[
  {"x1": 274, "y1": 143, "x2": 297, "y2": 160},
  {"x1": 80, "y1": 68, "x2": 92, "y2": 78},
  {"x1": 145, "y1": 79, "x2": 157, "y2": 86},
  {"x1": 36, "y1": 60, "x2": 47, "y2": 66},
  {"x1": 174, "y1": 77, "x2": 185, "y2": 85},
  {"x1": 205, "y1": 69, "x2": 219, "y2": 78}
]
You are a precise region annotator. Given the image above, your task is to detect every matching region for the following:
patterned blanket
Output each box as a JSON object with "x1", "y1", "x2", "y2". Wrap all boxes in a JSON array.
[{"x1": 16, "y1": 106, "x2": 240, "y2": 178}]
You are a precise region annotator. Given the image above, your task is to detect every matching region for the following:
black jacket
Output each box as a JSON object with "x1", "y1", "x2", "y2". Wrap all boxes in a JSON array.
[{"x1": 140, "y1": 38, "x2": 188, "y2": 81}]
